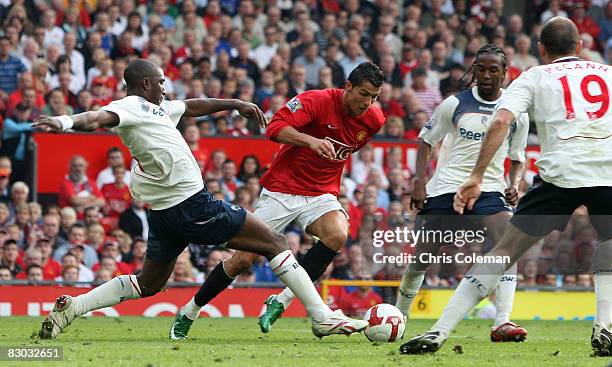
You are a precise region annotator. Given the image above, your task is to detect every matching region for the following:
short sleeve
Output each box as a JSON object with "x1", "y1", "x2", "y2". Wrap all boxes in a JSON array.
[
  {"x1": 101, "y1": 97, "x2": 143, "y2": 127},
  {"x1": 266, "y1": 91, "x2": 319, "y2": 140},
  {"x1": 418, "y1": 96, "x2": 459, "y2": 145},
  {"x1": 507, "y1": 112, "x2": 530, "y2": 162},
  {"x1": 497, "y1": 68, "x2": 536, "y2": 119},
  {"x1": 161, "y1": 100, "x2": 186, "y2": 126}
]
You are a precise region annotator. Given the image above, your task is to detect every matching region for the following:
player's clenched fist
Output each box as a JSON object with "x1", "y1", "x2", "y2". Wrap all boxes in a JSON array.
[
  {"x1": 504, "y1": 187, "x2": 519, "y2": 206},
  {"x1": 31, "y1": 115, "x2": 63, "y2": 132},
  {"x1": 308, "y1": 138, "x2": 336, "y2": 160}
]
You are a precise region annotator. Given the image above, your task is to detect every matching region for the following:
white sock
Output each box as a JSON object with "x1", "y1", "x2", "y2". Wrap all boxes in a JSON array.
[
  {"x1": 432, "y1": 268, "x2": 503, "y2": 336},
  {"x1": 493, "y1": 263, "x2": 518, "y2": 328},
  {"x1": 269, "y1": 250, "x2": 328, "y2": 321},
  {"x1": 73, "y1": 275, "x2": 141, "y2": 315},
  {"x1": 395, "y1": 268, "x2": 425, "y2": 317},
  {"x1": 595, "y1": 274, "x2": 612, "y2": 329},
  {"x1": 183, "y1": 298, "x2": 201, "y2": 320},
  {"x1": 276, "y1": 288, "x2": 295, "y2": 309}
]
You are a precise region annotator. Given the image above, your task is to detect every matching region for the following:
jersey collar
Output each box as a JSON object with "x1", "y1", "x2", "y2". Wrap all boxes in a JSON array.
[
  {"x1": 552, "y1": 56, "x2": 581, "y2": 63},
  {"x1": 471, "y1": 86, "x2": 502, "y2": 105}
]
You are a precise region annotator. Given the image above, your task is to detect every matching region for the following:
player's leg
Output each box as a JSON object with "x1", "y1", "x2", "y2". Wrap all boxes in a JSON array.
[
  {"x1": 40, "y1": 207, "x2": 187, "y2": 339},
  {"x1": 171, "y1": 251, "x2": 259, "y2": 339},
  {"x1": 481, "y1": 211, "x2": 526, "y2": 342},
  {"x1": 400, "y1": 182, "x2": 575, "y2": 354},
  {"x1": 40, "y1": 256, "x2": 179, "y2": 339},
  {"x1": 585, "y1": 187, "x2": 612, "y2": 356},
  {"x1": 276, "y1": 210, "x2": 348, "y2": 308},
  {"x1": 260, "y1": 209, "x2": 347, "y2": 332},
  {"x1": 395, "y1": 242, "x2": 432, "y2": 316},
  {"x1": 399, "y1": 224, "x2": 542, "y2": 354},
  {"x1": 226, "y1": 211, "x2": 368, "y2": 336},
  {"x1": 173, "y1": 191, "x2": 301, "y2": 338},
  {"x1": 396, "y1": 196, "x2": 457, "y2": 317},
  {"x1": 182, "y1": 251, "x2": 259, "y2": 319}
]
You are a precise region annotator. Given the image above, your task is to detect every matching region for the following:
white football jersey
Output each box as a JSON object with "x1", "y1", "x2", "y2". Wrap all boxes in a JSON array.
[
  {"x1": 101, "y1": 96, "x2": 204, "y2": 210},
  {"x1": 499, "y1": 57, "x2": 612, "y2": 188},
  {"x1": 419, "y1": 86, "x2": 529, "y2": 197}
]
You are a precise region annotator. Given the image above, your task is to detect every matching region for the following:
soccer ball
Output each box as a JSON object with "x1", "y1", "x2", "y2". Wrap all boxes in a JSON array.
[{"x1": 363, "y1": 304, "x2": 405, "y2": 343}]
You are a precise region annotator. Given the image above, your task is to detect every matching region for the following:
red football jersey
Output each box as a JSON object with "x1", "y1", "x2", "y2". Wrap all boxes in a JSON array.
[
  {"x1": 344, "y1": 289, "x2": 383, "y2": 317},
  {"x1": 101, "y1": 183, "x2": 132, "y2": 218},
  {"x1": 261, "y1": 89, "x2": 385, "y2": 196}
]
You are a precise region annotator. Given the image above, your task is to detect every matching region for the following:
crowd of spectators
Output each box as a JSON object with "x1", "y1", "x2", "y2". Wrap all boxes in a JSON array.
[{"x1": 0, "y1": 0, "x2": 609, "y2": 311}]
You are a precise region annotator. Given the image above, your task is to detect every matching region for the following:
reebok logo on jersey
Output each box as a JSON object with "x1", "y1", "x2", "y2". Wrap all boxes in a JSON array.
[
  {"x1": 478, "y1": 106, "x2": 494, "y2": 112},
  {"x1": 459, "y1": 128, "x2": 485, "y2": 141},
  {"x1": 286, "y1": 97, "x2": 303, "y2": 113}
]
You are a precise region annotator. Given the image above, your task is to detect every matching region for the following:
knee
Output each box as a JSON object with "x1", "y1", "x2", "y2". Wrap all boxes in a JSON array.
[
  {"x1": 320, "y1": 231, "x2": 348, "y2": 251},
  {"x1": 137, "y1": 276, "x2": 165, "y2": 298},
  {"x1": 269, "y1": 232, "x2": 289, "y2": 254}
]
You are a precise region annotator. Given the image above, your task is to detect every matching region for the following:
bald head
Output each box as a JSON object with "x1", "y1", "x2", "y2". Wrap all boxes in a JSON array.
[
  {"x1": 124, "y1": 58, "x2": 166, "y2": 104},
  {"x1": 124, "y1": 59, "x2": 163, "y2": 88},
  {"x1": 540, "y1": 17, "x2": 579, "y2": 57}
]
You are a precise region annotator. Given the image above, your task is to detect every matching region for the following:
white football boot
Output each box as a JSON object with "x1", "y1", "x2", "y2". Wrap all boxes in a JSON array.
[
  {"x1": 311, "y1": 309, "x2": 369, "y2": 338},
  {"x1": 39, "y1": 295, "x2": 78, "y2": 339}
]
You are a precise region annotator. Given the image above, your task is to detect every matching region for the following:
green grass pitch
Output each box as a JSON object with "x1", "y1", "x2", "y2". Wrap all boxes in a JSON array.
[{"x1": 0, "y1": 317, "x2": 607, "y2": 367}]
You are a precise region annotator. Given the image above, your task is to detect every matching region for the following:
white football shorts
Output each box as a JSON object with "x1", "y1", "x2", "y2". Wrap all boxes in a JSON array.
[{"x1": 254, "y1": 188, "x2": 348, "y2": 232}]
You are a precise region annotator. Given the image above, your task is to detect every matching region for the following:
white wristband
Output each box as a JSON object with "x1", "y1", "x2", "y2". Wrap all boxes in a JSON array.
[{"x1": 58, "y1": 115, "x2": 74, "y2": 131}]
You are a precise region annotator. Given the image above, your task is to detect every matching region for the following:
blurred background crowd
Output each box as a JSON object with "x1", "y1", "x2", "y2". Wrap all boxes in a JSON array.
[{"x1": 0, "y1": 0, "x2": 608, "y2": 312}]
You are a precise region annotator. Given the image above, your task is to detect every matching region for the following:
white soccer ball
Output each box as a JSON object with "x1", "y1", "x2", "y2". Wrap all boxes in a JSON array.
[{"x1": 363, "y1": 304, "x2": 406, "y2": 343}]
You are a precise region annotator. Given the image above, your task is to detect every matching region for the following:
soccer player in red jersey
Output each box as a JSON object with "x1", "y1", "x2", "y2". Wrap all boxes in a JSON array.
[{"x1": 170, "y1": 62, "x2": 386, "y2": 339}]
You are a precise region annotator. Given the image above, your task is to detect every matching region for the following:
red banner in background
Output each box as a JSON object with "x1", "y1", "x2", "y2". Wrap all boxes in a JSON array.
[
  {"x1": 33, "y1": 132, "x2": 541, "y2": 194},
  {"x1": 0, "y1": 286, "x2": 307, "y2": 317}
]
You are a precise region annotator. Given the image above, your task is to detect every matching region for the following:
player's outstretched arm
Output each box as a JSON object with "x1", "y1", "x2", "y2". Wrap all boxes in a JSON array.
[
  {"x1": 410, "y1": 139, "x2": 432, "y2": 211},
  {"x1": 32, "y1": 111, "x2": 120, "y2": 132},
  {"x1": 183, "y1": 98, "x2": 267, "y2": 129}
]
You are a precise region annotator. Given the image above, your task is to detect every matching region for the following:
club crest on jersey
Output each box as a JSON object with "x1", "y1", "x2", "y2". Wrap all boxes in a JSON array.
[
  {"x1": 357, "y1": 130, "x2": 367, "y2": 141},
  {"x1": 324, "y1": 137, "x2": 356, "y2": 161},
  {"x1": 424, "y1": 119, "x2": 434, "y2": 130},
  {"x1": 286, "y1": 97, "x2": 303, "y2": 113}
]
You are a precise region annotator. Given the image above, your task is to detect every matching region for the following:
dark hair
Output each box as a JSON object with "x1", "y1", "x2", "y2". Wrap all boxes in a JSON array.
[
  {"x1": 179, "y1": 58, "x2": 196, "y2": 68},
  {"x1": 3, "y1": 239, "x2": 17, "y2": 248},
  {"x1": 69, "y1": 223, "x2": 85, "y2": 233},
  {"x1": 56, "y1": 55, "x2": 71, "y2": 70},
  {"x1": 127, "y1": 11, "x2": 144, "y2": 36},
  {"x1": 26, "y1": 264, "x2": 42, "y2": 274},
  {"x1": 463, "y1": 44, "x2": 507, "y2": 87},
  {"x1": 107, "y1": 146, "x2": 122, "y2": 158},
  {"x1": 540, "y1": 18, "x2": 579, "y2": 56},
  {"x1": 238, "y1": 155, "x2": 261, "y2": 181},
  {"x1": 0, "y1": 265, "x2": 11, "y2": 273},
  {"x1": 347, "y1": 62, "x2": 384, "y2": 88}
]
